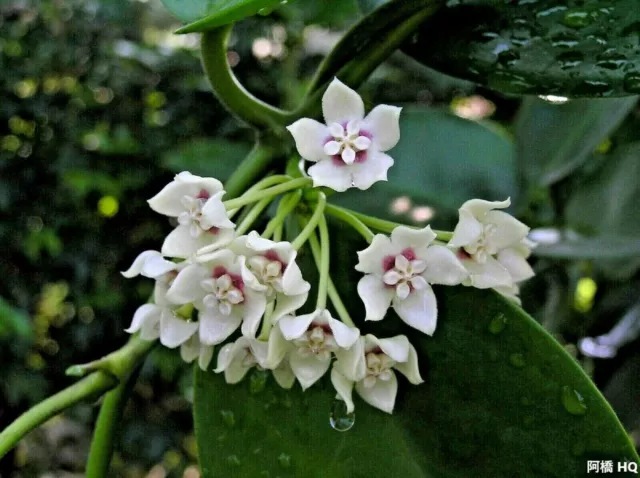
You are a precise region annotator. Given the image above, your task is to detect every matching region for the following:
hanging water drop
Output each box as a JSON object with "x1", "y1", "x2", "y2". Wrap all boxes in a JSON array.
[
  {"x1": 330, "y1": 398, "x2": 355, "y2": 432},
  {"x1": 623, "y1": 73, "x2": 640, "y2": 93},
  {"x1": 562, "y1": 10, "x2": 596, "y2": 28},
  {"x1": 250, "y1": 369, "x2": 268, "y2": 394},
  {"x1": 561, "y1": 385, "x2": 588, "y2": 415},
  {"x1": 227, "y1": 455, "x2": 241, "y2": 467},
  {"x1": 488, "y1": 313, "x2": 508, "y2": 334}
]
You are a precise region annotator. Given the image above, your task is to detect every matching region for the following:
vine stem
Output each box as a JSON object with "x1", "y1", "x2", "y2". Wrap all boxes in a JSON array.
[
  {"x1": 324, "y1": 203, "x2": 374, "y2": 243},
  {"x1": 262, "y1": 191, "x2": 302, "y2": 239},
  {"x1": 308, "y1": 230, "x2": 356, "y2": 328},
  {"x1": 223, "y1": 177, "x2": 311, "y2": 211},
  {"x1": 235, "y1": 197, "x2": 274, "y2": 236},
  {"x1": 200, "y1": 26, "x2": 289, "y2": 130},
  {"x1": 223, "y1": 146, "x2": 281, "y2": 201}
]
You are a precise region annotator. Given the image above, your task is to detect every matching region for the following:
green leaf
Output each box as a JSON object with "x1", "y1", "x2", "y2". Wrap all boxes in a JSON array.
[
  {"x1": 534, "y1": 236, "x2": 640, "y2": 259},
  {"x1": 160, "y1": 0, "x2": 286, "y2": 34},
  {"x1": 0, "y1": 298, "x2": 32, "y2": 341},
  {"x1": 359, "y1": 0, "x2": 640, "y2": 97},
  {"x1": 515, "y1": 96, "x2": 637, "y2": 186},
  {"x1": 194, "y1": 287, "x2": 638, "y2": 477},
  {"x1": 333, "y1": 107, "x2": 516, "y2": 221},
  {"x1": 161, "y1": 138, "x2": 252, "y2": 181}
]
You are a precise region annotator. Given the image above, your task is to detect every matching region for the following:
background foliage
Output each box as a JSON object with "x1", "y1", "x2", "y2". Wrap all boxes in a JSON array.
[{"x1": 1, "y1": 0, "x2": 639, "y2": 476}]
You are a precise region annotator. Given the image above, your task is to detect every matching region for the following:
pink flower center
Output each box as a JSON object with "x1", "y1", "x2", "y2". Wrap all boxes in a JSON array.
[
  {"x1": 382, "y1": 248, "x2": 416, "y2": 271},
  {"x1": 212, "y1": 266, "x2": 244, "y2": 292}
]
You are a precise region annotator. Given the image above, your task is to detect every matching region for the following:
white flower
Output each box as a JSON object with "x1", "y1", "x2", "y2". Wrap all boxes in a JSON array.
[
  {"x1": 214, "y1": 328, "x2": 296, "y2": 388},
  {"x1": 228, "y1": 231, "x2": 310, "y2": 322},
  {"x1": 278, "y1": 309, "x2": 360, "y2": 390},
  {"x1": 448, "y1": 198, "x2": 529, "y2": 289},
  {"x1": 121, "y1": 250, "x2": 177, "y2": 279},
  {"x1": 180, "y1": 333, "x2": 214, "y2": 371},
  {"x1": 287, "y1": 78, "x2": 400, "y2": 192},
  {"x1": 125, "y1": 303, "x2": 198, "y2": 348},
  {"x1": 496, "y1": 238, "x2": 535, "y2": 283},
  {"x1": 148, "y1": 172, "x2": 235, "y2": 258},
  {"x1": 356, "y1": 226, "x2": 468, "y2": 335},
  {"x1": 331, "y1": 334, "x2": 423, "y2": 414},
  {"x1": 165, "y1": 249, "x2": 267, "y2": 345}
]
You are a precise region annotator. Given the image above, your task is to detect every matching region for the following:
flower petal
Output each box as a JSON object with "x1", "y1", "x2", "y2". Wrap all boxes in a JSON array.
[
  {"x1": 200, "y1": 191, "x2": 235, "y2": 230},
  {"x1": 494, "y1": 284, "x2": 522, "y2": 305},
  {"x1": 214, "y1": 341, "x2": 240, "y2": 373},
  {"x1": 278, "y1": 312, "x2": 316, "y2": 340},
  {"x1": 449, "y1": 209, "x2": 484, "y2": 248},
  {"x1": 263, "y1": 326, "x2": 291, "y2": 369},
  {"x1": 199, "y1": 310, "x2": 242, "y2": 345},
  {"x1": 331, "y1": 368, "x2": 356, "y2": 414},
  {"x1": 421, "y1": 245, "x2": 469, "y2": 285},
  {"x1": 160, "y1": 311, "x2": 198, "y2": 348},
  {"x1": 240, "y1": 288, "x2": 267, "y2": 338},
  {"x1": 308, "y1": 160, "x2": 353, "y2": 192},
  {"x1": 484, "y1": 210, "x2": 530, "y2": 251},
  {"x1": 357, "y1": 275, "x2": 394, "y2": 321},
  {"x1": 363, "y1": 105, "x2": 402, "y2": 151},
  {"x1": 355, "y1": 372, "x2": 397, "y2": 414},
  {"x1": 165, "y1": 264, "x2": 209, "y2": 304},
  {"x1": 281, "y1": 252, "x2": 311, "y2": 295},
  {"x1": 271, "y1": 292, "x2": 308, "y2": 324},
  {"x1": 393, "y1": 286, "x2": 438, "y2": 335},
  {"x1": 290, "y1": 349, "x2": 331, "y2": 390},
  {"x1": 272, "y1": 361, "x2": 296, "y2": 389},
  {"x1": 328, "y1": 316, "x2": 360, "y2": 349},
  {"x1": 496, "y1": 247, "x2": 535, "y2": 282},
  {"x1": 198, "y1": 344, "x2": 215, "y2": 371},
  {"x1": 351, "y1": 151, "x2": 394, "y2": 190},
  {"x1": 126, "y1": 304, "x2": 160, "y2": 334},
  {"x1": 322, "y1": 78, "x2": 364, "y2": 125},
  {"x1": 460, "y1": 197, "x2": 510, "y2": 217},
  {"x1": 180, "y1": 334, "x2": 201, "y2": 363},
  {"x1": 390, "y1": 225, "x2": 436, "y2": 253},
  {"x1": 393, "y1": 341, "x2": 423, "y2": 385},
  {"x1": 463, "y1": 255, "x2": 512, "y2": 289},
  {"x1": 365, "y1": 334, "x2": 410, "y2": 363},
  {"x1": 355, "y1": 234, "x2": 395, "y2": 275},
  {"x1": 162, "y1": 225, "x2": 234, "y2": 259},
  {"x1": 148, "y1": 172, "x2": 223, "y2": 217},
  {"x1": 286, "y1": 118, "x2": 330, "y2": 163},
  {"x1": 122, "y1": 251, "x2": 163, "y2": 278},
  {"x1": 334, "y1": 336, "x2": 366, "y2": 381}
]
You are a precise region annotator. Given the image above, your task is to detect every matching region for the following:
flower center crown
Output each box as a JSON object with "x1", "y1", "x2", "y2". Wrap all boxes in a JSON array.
[
  {"x1": 382, "y1": 251, "x2": 428, "y2": 300},
  {"x1": 323, "y1": 120, "x2": 372, "y2": 165}
]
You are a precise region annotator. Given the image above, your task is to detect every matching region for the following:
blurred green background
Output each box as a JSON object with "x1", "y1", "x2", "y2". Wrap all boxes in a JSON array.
[{"x1": 1, "y1": 0, "x2": 638, "y2": 476}]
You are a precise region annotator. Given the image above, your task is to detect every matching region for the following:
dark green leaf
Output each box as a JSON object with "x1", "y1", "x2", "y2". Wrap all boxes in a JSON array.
[
  {"x1": 194, "y1": 287, "x2": 638, "y2": 477},
  {"x1": 0, "y1": 298, "x2": 32, "y2": 341},
  {"x1": 360, "y1": 0, "x2": 640, "y2": 97},
  {"x1": 515, "y1": 96, "x2": 637, "y2": 186},
  {"x1": 534, "y1": 236, "x2": 640, "y2": 259},
  {"x1": 333, "y1": 107, "x2": 516, "y2": 222},
  {"x1": 161, "y1": 138, "x2": 252, "y2": 181},
  {"x1": 160, "y1": 0, "x2": 286, "y2": 33}
]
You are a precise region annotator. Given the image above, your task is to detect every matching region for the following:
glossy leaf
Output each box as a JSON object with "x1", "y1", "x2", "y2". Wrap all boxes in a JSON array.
[
  {"x1": 159, "y1": 0, "x2": 285, "y2": 33},
  {"x1": 0, "y1": 298, "x2": 32, "y2": 341},
  {"x1": 359, "y1": 0, "x2": 640, "y2": 97},
  {"x1": 194, "y1": 285, "x2": 638, "y2": 477},
  {"x1": 332, "y1": 107, "x2": 516, "y2": 221},
  {"x1": 515, "y1": 96, "x2": 637, "y2": 186},
  {"x1": 534, "y1": 236, "x2": 640, "y2": 259}
]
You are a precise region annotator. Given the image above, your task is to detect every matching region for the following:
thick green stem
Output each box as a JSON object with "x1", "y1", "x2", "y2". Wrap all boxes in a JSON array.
[
  {"x1": 235, "y1": 197, "x2": 273, "y2": 236},
  {"x1": 262, "y1": 190, "x2": 302, "y2": 239},
  {"x1": 0, "y1": 372, "x2": 118, "y2": 459},
  {"x1": 201, "y1": 26, "x2": 289, "y2": 129},
  {"x1": 325, "y1": 203, "x2": 374, "y2": 243},
  {"x1": 223, "y1": 145, "x2": 280, "y2": 200},
  {"x1": 308, "y1": 230, "x2": 356, "y2": 327},
  {"x1": 312, "y1": 215, "x2": 331, "y2": 310},
  {"x1": 291, "y1": 193, "x2": 327, "y2": 250},
  {"x1": 85, "y1": 366, "x2": 142, "y2": 478},
  {"x1": 224, "y1": 178, "x2": 311, "y2": 210}
]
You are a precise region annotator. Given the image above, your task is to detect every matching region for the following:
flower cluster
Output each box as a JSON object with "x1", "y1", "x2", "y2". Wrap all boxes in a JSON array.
[{"x1": 121, "y1": 79, "x2": 535, "y2": 417}]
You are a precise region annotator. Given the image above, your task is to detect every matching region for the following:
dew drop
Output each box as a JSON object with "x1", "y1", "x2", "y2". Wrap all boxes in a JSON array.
[
  {"x1": 579, "y1": 80, "x2": 612, "y2": 96},
  {"x1": 220, "y1": 410, "x2": 235, "y2": 427},
  {"x1": 561, "y1": 385, "x2": 588, "y2": 415},
  {"x1": 551, "y1": 32, "x2": 580, "y2": 48},
  {"x1": 623, "y1": 73, "x2": 640, "y2": 93},
  {"x1": 536, "y1": 5, "x2": 567, "y2": 18},
  {"x1": 488, "y1": 313, "x2": 508, "y2": 334},
  {"x1": 562, "y1": 10, "x2": 596, "y2": 28},
  {"x1": 330, "y1": 399, "x2": 355, "y2": 432},
  {"x1": 509, "y1": 353, "x2": 526, "y2": 368},
  {"x1": 556, "y1": 51, "x2": 584, "y2": 70},
  {"x1": 227, "y1": 455, "x2": 241, "y2": 467},
  {"x1": 250, "y1": 369, "x2": 268, "y2": 394},
  {"x1": 497, "y1": 50, "x2": 520, "y2": 66},
  {"x1": 278, "y1": 453, "x2": 291, "y2": 468}
]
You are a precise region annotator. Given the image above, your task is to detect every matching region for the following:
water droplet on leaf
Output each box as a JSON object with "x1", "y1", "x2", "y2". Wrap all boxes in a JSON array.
[
  {"x1": 488, "y1": 313, "x2": 508, "y2": 334},
  {"x1": 509, "y1": 353, "x2": 526, "y2": 368},
  {"x1": 220, "y1": 410, "x2": 235, "y2": 427},
  {"x1": 227, "y1": 455, "x2": 241, "y2": 467},
  {"x1": 623, "y1": 73, "x2": 640, "y2": 92},
  {"x1": 250, "y1": 369, "x2": 268, "y2": 394},
  {"x1": 278, "y1": 453, "x2": 291, "y2": 468},
  {"x1": 561, "y1": 385, "x2": 588, "y2": 415},
  {"x1": 562, "y1": 10, "x2": 596, "y2": 28},
  {"x1": 330, "y1": 399, "x2": 355, "y2": 432}
]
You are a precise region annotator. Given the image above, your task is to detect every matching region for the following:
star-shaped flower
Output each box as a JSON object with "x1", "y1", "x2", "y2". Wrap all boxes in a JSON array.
[
  {"x1": 356, "y1": 226, "x2": 468, "y2": 335},
  {"x1": 287, "y1": 78, "x2": 400, "y2": 192}
]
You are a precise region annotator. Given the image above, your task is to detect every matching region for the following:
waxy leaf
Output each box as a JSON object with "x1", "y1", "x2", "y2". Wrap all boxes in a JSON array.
[
  {"x1": 333, "y1": 107, "x2": 517, "y2": 221},
  {"x1": 534, "y1": 236, "x2": 640, "y2": 260},
  {"x1": 160, "y1": 0, "x2": 285, "y2": 32},
  {"x1": 360, "y1": 0, "x2": 640, "y2": 97},
  {"x1": 194, "y1": 286, "x2": 638, "y2": 477},
  {"x1": 515, "y1": 96, "x2": 637, "y2": 186}
]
